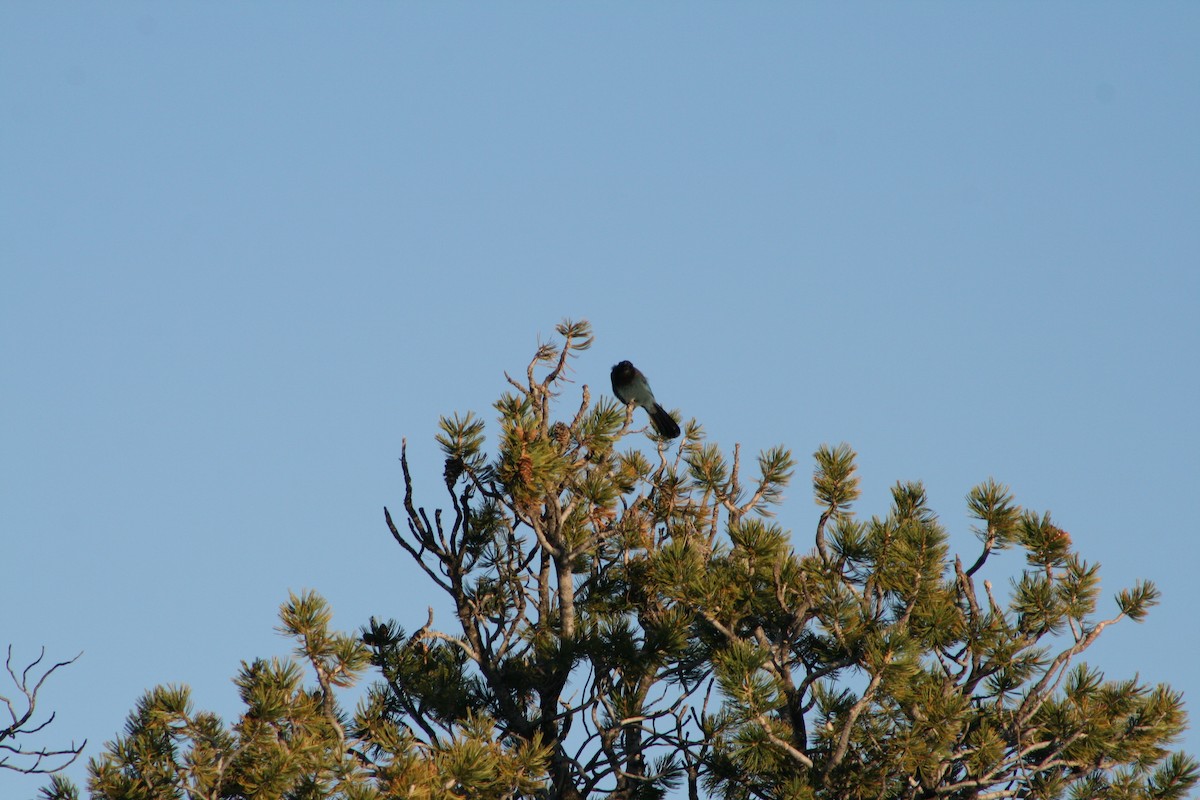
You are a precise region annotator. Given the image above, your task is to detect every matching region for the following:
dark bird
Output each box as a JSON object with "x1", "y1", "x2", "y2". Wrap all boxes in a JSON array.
[{"x1": 611, "y1": 360, "x2": 681, "y2": 439}]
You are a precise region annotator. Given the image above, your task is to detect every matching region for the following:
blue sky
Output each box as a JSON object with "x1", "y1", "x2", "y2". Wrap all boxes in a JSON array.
[{"x1": 3, "y1": 4, "x2": 1198, "y2": 795}]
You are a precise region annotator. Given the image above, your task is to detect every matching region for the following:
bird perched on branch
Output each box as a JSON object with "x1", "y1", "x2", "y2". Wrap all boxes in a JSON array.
[{"x1": 611, "y1": 360, "x2": 681, "y2": 439}]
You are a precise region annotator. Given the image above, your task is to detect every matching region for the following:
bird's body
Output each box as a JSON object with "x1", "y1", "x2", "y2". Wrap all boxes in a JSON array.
[{"x1": 610, "y1": 360, "x2": 681, "y2": 439}]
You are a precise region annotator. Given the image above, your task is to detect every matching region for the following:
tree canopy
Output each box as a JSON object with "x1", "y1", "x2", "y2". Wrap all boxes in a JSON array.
[{"x1": 46, "y1": 320, "x2": 1195, "y2": 800}]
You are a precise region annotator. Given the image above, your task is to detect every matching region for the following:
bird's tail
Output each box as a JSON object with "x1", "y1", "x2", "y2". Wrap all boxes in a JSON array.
[{"x1": 649, "y1": 403, "x2": 681, "y2": 439}]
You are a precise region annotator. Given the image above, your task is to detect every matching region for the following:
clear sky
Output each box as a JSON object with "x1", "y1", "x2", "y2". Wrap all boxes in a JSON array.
[{"x1": 3, "y1": 4, "x2": 1198, "y2": 796}]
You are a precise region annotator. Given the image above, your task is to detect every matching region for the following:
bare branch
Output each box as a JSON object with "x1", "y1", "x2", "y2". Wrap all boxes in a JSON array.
[{"x1": 0, "y1": 646, "x2": 85, "y2": 774}]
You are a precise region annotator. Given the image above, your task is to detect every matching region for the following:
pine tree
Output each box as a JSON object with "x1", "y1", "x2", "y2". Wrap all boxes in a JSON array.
[
  {"x1": 52, "y1": 319, "x2": 1196, "y2": 799},
  {"x1": 364, "y1": 319, "x2": 1196, "y2": 799}
]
